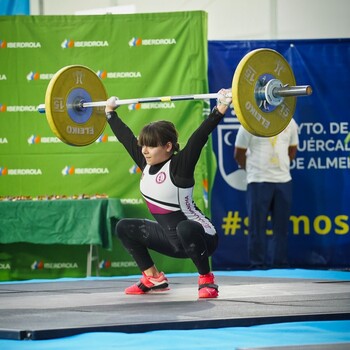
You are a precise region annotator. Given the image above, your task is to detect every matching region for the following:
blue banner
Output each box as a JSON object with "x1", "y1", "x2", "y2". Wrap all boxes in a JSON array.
[
  {"x1": 0, "y1": 0, "x2": 29, "y2": 15},
  {"x1": 208, "y1": 39, "x2": 350, "y2": 269}
]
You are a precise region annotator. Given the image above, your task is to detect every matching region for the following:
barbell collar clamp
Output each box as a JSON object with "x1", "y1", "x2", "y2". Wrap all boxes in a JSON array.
[{"x1": 262, "y1": 79, "x2": 284, "y2": 106}]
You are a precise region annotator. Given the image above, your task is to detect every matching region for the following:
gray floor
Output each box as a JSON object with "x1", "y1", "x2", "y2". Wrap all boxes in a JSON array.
[{"x1": 0, "y1": 275, "x2": 349, "y2": 340}]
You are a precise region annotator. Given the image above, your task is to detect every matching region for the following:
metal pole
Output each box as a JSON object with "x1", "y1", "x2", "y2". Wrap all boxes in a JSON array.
[
  {"x1": 274, "y1": 85, "x2": 312, "y2": 97},
  {"x1": 38, "y1": 0, "x2": 44, "y2": 15},
  {"x1": 37, "y1": 85, "x2": 312, "y2": 114},
  {"x1": 82, "y1": 92, "x2": 221, "y2": 108}
]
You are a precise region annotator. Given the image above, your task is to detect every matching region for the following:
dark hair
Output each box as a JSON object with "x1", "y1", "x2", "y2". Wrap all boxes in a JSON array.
[{"x1": 138, "y1": 120, "x2": 180, "y2": 153}]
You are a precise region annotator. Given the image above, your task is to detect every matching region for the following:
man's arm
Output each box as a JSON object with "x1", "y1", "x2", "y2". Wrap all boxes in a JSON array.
[
  {"x1": 288, "y1": 118, "x2": 299, "y2": 162},
  {"x1": 288, "y1": 145, "x2": 298, "y2": 162},
  {"x1": 234, "y1": 147, "x2": 247, "y2": 169}
]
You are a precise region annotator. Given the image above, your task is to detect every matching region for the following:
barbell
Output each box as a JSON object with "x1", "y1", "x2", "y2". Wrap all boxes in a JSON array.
[{"x1": 37, "y1": 48, "x2": 312, "y2": 146}]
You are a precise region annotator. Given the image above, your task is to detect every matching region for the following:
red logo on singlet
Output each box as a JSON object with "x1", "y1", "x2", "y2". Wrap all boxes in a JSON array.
[{"x1": 156, "y1": 172, "x2": 166, "y2": 184}]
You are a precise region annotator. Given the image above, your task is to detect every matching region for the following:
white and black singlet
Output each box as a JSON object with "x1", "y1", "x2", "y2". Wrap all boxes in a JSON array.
[
  {"x1": 140, "y1": 160, "x2": 216, "y2": 235},
  {"x1": 107, "y1": 107, "x2": 224, "y2": 274}
]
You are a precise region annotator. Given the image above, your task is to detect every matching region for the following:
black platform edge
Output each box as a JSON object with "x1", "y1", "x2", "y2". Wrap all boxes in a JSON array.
[{"x1": 1, "y1": 312, "x2": 349, "y2": 341}]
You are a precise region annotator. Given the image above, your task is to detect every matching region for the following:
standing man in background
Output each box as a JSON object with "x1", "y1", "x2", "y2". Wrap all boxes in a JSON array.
[{"x1": 234, "y1": 120, "x2": 299, "y2": 269}]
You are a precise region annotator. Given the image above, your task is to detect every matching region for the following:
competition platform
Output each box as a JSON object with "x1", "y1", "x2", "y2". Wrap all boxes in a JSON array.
[{"x1": 0, "y1": 269, "x2": 349, "y2": 348}]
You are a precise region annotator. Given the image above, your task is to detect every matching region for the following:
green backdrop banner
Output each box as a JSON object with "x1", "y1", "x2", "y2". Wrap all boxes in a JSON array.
[{"x1": 0, "y1": 12, "x2": 211, "y2": 280}]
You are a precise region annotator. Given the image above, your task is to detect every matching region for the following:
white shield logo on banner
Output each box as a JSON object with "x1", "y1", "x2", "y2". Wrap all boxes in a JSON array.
[{"x1": 217, "y1": 111, "x2": 247, "y2": 191}]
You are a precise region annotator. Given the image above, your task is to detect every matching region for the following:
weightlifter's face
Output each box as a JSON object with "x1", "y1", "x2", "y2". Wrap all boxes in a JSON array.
[{"x1": 142, "y1": 142, "x2": 173, "y2": 165}]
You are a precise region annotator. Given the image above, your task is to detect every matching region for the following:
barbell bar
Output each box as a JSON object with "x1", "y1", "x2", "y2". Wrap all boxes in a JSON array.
[
  {"x1": 37, "y1": 48, "x2": 312, "y2": 146},
  {"x1": 37, "y1": 93, "x2": 224, "y2": 112},
  {"x1": 37, "y1": 84, "x2": 311, "y2": 112}
]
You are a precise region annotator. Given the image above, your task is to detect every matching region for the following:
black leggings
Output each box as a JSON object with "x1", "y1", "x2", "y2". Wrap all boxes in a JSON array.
[{"x1": 115, "y1": 218, "x2": 218, "y2": 275}]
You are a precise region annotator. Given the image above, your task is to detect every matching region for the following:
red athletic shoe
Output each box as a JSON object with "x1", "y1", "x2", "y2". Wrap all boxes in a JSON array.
[
  {"x1": 198, "y1": 272, "x2": 219, "y2": 298},
  {"x1": 125, "y1": 272, "x2": 169, "y2": 295}
]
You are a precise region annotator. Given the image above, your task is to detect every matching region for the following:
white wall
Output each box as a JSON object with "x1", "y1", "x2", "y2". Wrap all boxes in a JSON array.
[{"x1": 30, "y1": 0, "x2": 350, "y2": 40}]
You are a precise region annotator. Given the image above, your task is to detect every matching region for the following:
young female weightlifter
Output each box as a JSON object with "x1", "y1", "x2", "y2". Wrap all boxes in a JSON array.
[{"x1": 105, "y1": 89, "x2": 232, "y2": 298}]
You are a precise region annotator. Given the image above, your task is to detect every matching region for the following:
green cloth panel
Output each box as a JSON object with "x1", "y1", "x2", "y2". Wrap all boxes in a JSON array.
[
  {"x1": 0, "y1": 11, "x2": 210, "y2": 218},
  {"x1": 0, "y1": 198, "x2": 123, "y2": 249}
]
